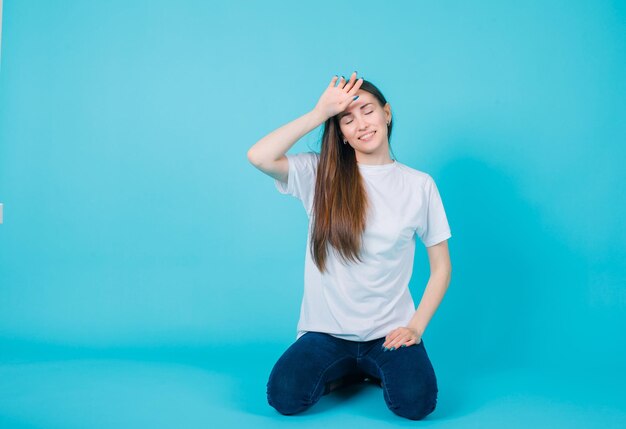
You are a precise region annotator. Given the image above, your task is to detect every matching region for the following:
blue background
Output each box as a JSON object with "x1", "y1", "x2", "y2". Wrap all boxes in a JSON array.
[{"x1": 1, "y1": 0, "x2": 625, "y2": 428}]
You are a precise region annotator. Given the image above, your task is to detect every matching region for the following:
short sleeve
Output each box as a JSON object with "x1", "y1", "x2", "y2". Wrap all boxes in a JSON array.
[
  {"x1": 416, "y1": 175, "x2": 452, "y2": 247},
  {"x1": 274, "y1": 151, "x2": 319, "y2": 213}
]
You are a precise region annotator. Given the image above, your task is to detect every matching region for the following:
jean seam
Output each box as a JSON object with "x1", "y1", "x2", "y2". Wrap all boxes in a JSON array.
[
  {"x1": 364, "y1": 355, "x2": 395, "y2": 409},
  {"x1": 307, "y1": 356, "x2": 353, "y2": 404}
]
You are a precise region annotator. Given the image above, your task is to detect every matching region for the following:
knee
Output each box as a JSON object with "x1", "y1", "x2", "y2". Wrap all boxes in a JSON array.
[
  {"x1": 266, "y1": 375, "x2": 316, "y2": 415},
  {"x1": 390, "y1": 397, "x2": 437, "y2": 420},
  {"x1": 386, "y1": 390, "x2": 438, "y2": 421}
]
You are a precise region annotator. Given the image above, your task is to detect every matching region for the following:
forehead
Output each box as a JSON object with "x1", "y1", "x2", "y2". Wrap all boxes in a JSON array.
[{"x1": 338, "y1": 91, "x2": 378, "y2": 118}]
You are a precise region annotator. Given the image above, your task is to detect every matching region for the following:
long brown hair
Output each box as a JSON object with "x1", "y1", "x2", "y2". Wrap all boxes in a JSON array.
[{"x1": 310, "y1": 80, "x2": 394, "y2": 273}]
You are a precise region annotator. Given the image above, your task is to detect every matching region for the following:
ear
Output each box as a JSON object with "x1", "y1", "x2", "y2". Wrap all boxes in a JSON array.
[{"x1": 384, "y1": 102, "x2": 392, "y2": 123}]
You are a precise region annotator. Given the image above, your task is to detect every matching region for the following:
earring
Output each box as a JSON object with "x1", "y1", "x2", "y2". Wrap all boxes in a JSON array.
[{"x1": 343, "y1": 139, "x2": 347, "y2": 144}]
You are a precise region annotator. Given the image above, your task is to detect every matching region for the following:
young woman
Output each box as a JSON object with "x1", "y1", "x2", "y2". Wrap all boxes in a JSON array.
[{"x1": 247, "y1": 72, "x2": 452, "y2": 421}]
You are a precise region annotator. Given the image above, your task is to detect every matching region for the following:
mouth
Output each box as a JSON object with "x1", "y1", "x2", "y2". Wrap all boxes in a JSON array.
[{"x1": 358, "y1": 130, "x2": 376, "y2": 141}]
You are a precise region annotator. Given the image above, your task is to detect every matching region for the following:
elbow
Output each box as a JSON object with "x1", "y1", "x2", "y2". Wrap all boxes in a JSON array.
[
  {"x1": 247, "y1": 146, "x2": 277, "y2": 170},
  {"x1": 247, "y1": 146, "x2": 260, "y2": 166}
]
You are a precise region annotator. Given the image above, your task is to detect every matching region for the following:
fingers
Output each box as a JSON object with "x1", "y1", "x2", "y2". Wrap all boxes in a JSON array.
[
  {"x1": 383, "y1": 328, "x2": 398, "y2": 345},
  {"x1": 382, "y1": 328, "x2": 419, "y2": 351},
  {"x1": 404, "y1": 337, "x2": 417, "y2": 347},
  {"x1": 344, "y1": 71, "x2": 364, "y2": 93},
  {"x1": 387, "y1": 336, "x2": 409, "y2": 350},
  {"x1": 348, "y1": 77, "x2": 364, "y2": 95},
  {"x1": 335, "y1": 72, "x2": 363, "y2": 92},
  {"x1": 383, "y1": 328, "x2": 402, "y2": 349}
]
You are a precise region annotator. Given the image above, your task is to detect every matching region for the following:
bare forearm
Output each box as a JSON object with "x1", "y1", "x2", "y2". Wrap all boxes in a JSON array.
[
  {"x1": 407, "y1": 269, "x2": 451, "y2": 336},
  {"x1": 247, "y1": 109, "x2": 327, "y2": 165}
]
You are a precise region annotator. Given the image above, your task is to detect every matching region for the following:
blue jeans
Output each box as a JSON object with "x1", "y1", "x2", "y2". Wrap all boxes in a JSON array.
[{"x1": 266, "y1": 331, "x2": 438, "y2": 420}]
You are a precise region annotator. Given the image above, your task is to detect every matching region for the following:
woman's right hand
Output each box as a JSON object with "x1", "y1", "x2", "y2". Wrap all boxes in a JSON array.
[{"x1": 312, "y1": 72, "x2": 364, "y2": 121}]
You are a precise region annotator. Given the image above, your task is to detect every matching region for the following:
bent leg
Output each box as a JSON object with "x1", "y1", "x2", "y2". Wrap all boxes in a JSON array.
[
  {"x1": 266, "y1": 332, "x2": 356, "y2": 415},
  {"x1": 362, "y1": 339, "x2": 438, "y2": 420}
]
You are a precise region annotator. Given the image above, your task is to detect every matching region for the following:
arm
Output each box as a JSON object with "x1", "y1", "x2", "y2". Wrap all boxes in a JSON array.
[
  {"x1": 246, "y1": 73, "x2": 363, "y2": 181},
  {"x1": 383, "y1": 240, "x2": 452, "y2": 350},
  {"x1": 407, "y1": 240, "x2": 452, "y2": 336},
  {"x1": 246, "y1": 109, "x2": 327, "y2": 181}
]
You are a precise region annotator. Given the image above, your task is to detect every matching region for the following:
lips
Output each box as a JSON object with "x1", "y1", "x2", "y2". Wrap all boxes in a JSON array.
[{"x1": 358, "y1": 130, "x2": 376, "y2": 141}]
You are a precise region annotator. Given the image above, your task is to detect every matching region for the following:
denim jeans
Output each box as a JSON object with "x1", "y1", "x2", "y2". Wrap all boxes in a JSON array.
[{"x1": 266, "y1": 331, "x2": 438, "y2": 420}]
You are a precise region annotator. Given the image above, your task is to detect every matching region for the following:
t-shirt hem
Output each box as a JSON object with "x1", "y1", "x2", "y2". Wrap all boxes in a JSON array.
[
  {"x1": 274, "y1": 177, "x2": 288, "y2": 194},
  {"x1": 297, "y1": 328, "x2": 390, "y2": 342},
  {"x1": 274, "y1": 153, "x2": 296, "y2": 195},
  {"x1": 423, "y1": 231, "x2": 452, "y2": 247}
]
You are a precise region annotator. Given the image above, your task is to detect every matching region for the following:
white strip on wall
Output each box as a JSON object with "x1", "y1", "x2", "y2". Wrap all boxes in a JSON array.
[
  {"x1": 0, "y1": 0, "x2": 3, "y2": 64},
  {"x1": 0, "y1": 0, "x2": 3, "y2": 65}
]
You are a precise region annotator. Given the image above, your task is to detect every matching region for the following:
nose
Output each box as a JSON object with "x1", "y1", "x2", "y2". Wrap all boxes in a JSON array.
[{"x1": 355, "y1": 115, "x2": 368, "y2": 130}]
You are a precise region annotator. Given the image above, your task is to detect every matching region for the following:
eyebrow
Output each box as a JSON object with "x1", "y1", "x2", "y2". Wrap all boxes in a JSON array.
[{"x1": 338, "y1": 103, "x2": 374, "y2": 119}]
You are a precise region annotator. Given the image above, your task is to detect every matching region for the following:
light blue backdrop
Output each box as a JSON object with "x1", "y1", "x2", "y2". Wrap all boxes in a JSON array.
[{"x1": 0, "y1": 1, "x2": 625, "y2": 426}]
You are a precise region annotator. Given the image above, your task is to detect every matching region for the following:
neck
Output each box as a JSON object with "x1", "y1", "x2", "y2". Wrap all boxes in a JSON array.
[{"x1": 355, "y1": 148, "x2": 393, "y2": 165}]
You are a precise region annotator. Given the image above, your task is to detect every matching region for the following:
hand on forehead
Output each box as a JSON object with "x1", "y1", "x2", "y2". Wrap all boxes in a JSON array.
[{"x1": 339, "y1": 92, "x2": 376, "y2": 118}]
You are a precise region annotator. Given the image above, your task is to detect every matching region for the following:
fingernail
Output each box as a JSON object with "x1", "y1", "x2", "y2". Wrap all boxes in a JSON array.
[
  {"x1": 353, "y1": 95, "x2": 359, "y2": 100},
  {"x1": 401, "y1": 344, "x2": 407, "y2": 348}
]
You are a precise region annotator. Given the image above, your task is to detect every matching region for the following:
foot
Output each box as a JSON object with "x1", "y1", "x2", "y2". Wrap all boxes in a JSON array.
[{"x1": 363, "y1": 376, "x2": 383, "y2": 388}]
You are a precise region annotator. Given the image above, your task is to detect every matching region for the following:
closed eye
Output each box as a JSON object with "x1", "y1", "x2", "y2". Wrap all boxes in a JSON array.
[{"x1": 344, "y1": 111, "x2": 374, "y2": 124}]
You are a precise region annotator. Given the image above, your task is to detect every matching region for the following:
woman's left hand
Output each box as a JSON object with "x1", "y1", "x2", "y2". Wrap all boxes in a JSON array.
[{"x1": 382, "y1": 327, "x2": 422, "y2": 351}]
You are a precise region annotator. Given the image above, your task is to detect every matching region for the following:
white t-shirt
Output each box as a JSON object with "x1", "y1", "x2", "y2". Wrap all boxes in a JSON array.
[{"x1": 275, "y1": 151, "x2": 451, "y2": 342}]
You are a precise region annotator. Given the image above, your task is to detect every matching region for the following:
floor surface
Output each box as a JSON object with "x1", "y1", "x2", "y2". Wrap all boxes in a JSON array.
[{"x1": 0, "y1": 342, "x2": 624, "y2": 429}]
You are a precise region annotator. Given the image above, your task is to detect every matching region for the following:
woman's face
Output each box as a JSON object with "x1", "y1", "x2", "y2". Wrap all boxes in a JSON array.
[{"x1": 337, "y1": 89, "x2": 392, "y2": 156}]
